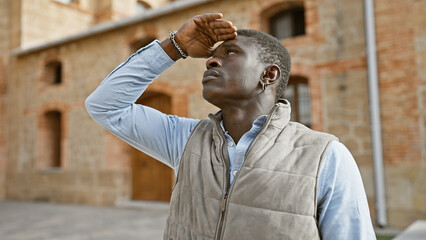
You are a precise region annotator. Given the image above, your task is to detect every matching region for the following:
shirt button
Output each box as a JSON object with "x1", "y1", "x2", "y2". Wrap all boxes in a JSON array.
[
  {"x1": 228, "y1": 142, "x2": 234, "y2": 147},
  {"x1": 233, "y1": 170, "x2": 238, "y2": 176}
]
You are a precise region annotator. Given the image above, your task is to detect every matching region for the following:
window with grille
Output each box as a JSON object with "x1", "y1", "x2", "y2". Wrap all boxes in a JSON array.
[
  {"x1": 270, "y1": 7, "x2": 306, "y2": 39},
  {"x1": 284, "y1": 77, "x2": 312, "y2": 128}
]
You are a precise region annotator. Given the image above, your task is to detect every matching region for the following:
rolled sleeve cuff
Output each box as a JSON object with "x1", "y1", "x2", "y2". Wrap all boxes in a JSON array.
[{"x1": 136, "y1": 40, "x2": 175, "y2": 75}]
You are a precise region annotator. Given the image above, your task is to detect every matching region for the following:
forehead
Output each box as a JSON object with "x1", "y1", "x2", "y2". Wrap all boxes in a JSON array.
[{"x1": 216, "y1": 35, "x2": 257, "y2": 52}]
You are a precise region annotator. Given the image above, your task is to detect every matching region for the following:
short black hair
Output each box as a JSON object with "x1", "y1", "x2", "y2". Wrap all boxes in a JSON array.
[{"x1": 236, "y1": 29, "x2": 291, "y2": 99}]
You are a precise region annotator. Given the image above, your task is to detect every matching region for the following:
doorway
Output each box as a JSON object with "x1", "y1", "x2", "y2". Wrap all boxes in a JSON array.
[{"x1": 131, "y1": 92, "x2": 174, "y2": 202}]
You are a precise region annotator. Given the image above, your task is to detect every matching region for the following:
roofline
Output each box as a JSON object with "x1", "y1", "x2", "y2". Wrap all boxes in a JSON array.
[{"x1": 11, "y1": 0, "x2": 212, "y2": 56}]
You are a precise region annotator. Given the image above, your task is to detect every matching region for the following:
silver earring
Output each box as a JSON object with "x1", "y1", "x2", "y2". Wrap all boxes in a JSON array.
[{"x1": 260, "y1": 81, "x2": 266, "y2": 91}]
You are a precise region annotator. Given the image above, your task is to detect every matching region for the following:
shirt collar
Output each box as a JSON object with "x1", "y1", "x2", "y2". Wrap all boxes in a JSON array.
[{"x1": 219, "y1": 115, "x2": 268, "y2": 135}]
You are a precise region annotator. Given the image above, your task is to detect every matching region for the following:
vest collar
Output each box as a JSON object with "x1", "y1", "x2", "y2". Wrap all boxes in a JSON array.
[{"x1": 208, "y1": 99, "x2": 292, "y2": 133}]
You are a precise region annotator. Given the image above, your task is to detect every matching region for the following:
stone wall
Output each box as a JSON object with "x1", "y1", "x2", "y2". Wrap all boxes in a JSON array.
[
  {"x1": 19, "y1": 0, "x2": 176, "y2": 47},
  {"x1": 7, "y1": 25, "x2": 134, "y2": 205},
  {"x1": 21, "y1": 0, "x2": 94, "y2": 48}
]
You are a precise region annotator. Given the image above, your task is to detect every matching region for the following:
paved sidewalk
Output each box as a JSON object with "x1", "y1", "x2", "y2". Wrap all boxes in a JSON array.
[
  {"x1": 394, "y1": 220, "x2": 426, "y2": 240},
  {"x1": 0, "y1": 200, "x2": 169, "y2": 240}
]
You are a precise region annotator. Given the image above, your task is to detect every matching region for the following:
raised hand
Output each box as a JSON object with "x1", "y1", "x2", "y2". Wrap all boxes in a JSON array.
[{"x1": 161, "y1": 13, "x2": 237, "y2": 60}]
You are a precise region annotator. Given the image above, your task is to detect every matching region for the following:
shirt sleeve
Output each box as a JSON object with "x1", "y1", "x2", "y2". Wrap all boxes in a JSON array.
[
  {"x1": 317, "y1": 140, "x2": 376, "y2": 239},
  {"x1": 85, "y1": 40, "x2": 200, "y2": 173}
]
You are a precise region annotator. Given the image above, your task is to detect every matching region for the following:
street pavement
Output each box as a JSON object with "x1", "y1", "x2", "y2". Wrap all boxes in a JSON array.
[
  {"x1": 0, "y1": 200, "x2": 169, "y2": 240},
  {"x1": 3, "y1": 200, "x2": 419, "y2": 239}
]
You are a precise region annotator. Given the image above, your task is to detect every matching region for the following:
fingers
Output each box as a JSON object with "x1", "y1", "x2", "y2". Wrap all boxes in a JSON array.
[
  {"x1": 193, "y1": 14, "x2": 237, "y2": 42},
  {"x1": 209, "y1": 20, "x2": 237, "y2": 38},
  {"x1": 217, "y1": 33, "x2": 238, "y2": 41},
  {"x1": 208, "y1": 19, "x2": 234, "y2": 29},
  {"x1": 198, "y1": 13, "x2": 223, "y2": 22},
  {"x1": 211, "y1": 23, "x2": 237, "y2": 42},
  {"x1": 181, "y1": 13, "x2": 237, "y2": 57},
  {"x1": 206, "y1": 18, "x2": 237, "y2": 42},
  {"x1": 196, "y1": 14, "x2": 236, "y2": 34},
  {"x1": 213, "y1": 27, "x2": 237, "y2": 41},
  {"x1": 213, "y1": 27, "x2": 237, "y2": 35}
]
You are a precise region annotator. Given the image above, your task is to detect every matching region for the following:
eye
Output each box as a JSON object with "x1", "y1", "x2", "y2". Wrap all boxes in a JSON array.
[{"x1": 226, "y1": 49, "x2": 238, "y2": 55}]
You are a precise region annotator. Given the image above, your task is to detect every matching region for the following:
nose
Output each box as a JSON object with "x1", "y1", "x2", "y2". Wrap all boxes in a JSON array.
[{"x1": 206, "y1": 57, "x2": 222, "y2": 69}]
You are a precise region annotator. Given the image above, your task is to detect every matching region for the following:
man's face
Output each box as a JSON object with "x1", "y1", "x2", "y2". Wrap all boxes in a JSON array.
[{"x1": 202, "y1": 36, "x2": 266, "y2": 107}]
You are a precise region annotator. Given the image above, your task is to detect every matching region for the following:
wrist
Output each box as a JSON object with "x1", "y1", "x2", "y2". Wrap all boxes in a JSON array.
[{"x1": 160, "y1": 38, "x2": 182, "y2": 61}]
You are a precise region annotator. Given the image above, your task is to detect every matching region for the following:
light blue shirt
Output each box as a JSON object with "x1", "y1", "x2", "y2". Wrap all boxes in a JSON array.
[{"x1": 85, "y1": 41, "x2": 376, "y2": 239}]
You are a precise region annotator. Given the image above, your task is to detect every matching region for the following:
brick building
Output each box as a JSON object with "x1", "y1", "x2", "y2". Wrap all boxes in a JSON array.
[{"x1": 0, "y1": 0, "x2": 425, "y2": 228}]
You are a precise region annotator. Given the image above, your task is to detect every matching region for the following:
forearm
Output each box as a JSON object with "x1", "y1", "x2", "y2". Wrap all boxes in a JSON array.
[
  {"x1": 85, "y1": 40, "x2": 200, "y2": 170},
  {"x1": 85, "y1": 40, "x2": 174, "y2": 128}
]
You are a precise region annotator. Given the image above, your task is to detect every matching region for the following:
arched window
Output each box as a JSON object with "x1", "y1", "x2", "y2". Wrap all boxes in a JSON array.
[
  {"x1": 284, "y1": 76, "x2": 312, "y2": 128},
  {"x1": 38, "y1": 111, "x2": 62, "y2": 169},
  {"x1": 44, "y1": 60, "x2": 62, "y2": 85},
  {"x1": 270, "y1": 7, "x2": 306, "y2": 39},
  {"x1": 135, "y1": 0, "x2": 152, "y2": 15},
  {"x1": 130, "y1": 37, "x2": 156, "y2": 53}
]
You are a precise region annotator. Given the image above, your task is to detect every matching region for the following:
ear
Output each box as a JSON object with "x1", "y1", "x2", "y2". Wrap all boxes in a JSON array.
[{"x1": 261, "y1": 65, "x2": 281, "y2": 86}]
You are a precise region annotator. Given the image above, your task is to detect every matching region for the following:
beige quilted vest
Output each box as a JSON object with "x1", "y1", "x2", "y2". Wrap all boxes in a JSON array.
[{"x1": 164, "y1": 101, "x2": 337, "y2": 240}]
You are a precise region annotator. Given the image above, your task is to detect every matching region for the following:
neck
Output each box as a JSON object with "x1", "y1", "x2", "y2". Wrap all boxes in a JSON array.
[{"x1": 221, "y1": 99, "x2": 275, "y2": 143}]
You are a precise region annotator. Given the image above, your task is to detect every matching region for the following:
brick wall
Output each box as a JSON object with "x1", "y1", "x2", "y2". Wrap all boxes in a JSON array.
[{"x1": 374, "y1": 0, "x2": 426, "y2": 227}]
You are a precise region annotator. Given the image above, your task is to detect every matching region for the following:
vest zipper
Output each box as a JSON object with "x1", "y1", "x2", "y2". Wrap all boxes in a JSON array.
[
  {"x1": 221, "y1": 192, "x2": 228, "y2": 212},
  {"x1": 215, "y1": 192, "x2": 228, "y2": 240},
  {"x1": 217, "y1": 103, "x2": 280, "y2": 240},
  {"x1": 216, "y1": 192, "x2": 228, "y2": 239},
  {"x1": 213, "y1": 124, "x2": 231, "y2": 240}
]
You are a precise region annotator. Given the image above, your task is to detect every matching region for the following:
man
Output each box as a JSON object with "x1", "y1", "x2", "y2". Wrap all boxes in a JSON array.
[{"x1": 86, "y1": 13, "x2": 375, "y2": 239}]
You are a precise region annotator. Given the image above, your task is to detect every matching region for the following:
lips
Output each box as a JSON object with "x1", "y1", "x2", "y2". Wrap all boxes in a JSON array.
[{"x1": 202, "y1": 69, "x2": 222, "y2": 83}]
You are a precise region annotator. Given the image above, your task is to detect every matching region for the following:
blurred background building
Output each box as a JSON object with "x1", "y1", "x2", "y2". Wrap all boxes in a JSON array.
[{"x1": 0, "y1": 0, "x2": 425, "y2": 229}]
